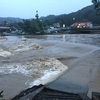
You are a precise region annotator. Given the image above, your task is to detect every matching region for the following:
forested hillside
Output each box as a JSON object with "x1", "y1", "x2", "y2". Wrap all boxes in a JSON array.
[
  {"x1": 0, "y1": 17, "x2": 23, "y2": 23},
  {"x1": 40, "y1": 5, "x2": 100, "y2": 26}
]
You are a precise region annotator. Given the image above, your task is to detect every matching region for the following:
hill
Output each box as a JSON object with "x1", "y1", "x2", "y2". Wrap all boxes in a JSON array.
[
  {"x1": 40, "y1": 5, "x2": 100, "y2": 26},
  {"x1": 0, "y1": 17, "x2": 23, "y2": 23},
  {"x1": 1, "y1": 5, "x2": 100, "y2": 26}
]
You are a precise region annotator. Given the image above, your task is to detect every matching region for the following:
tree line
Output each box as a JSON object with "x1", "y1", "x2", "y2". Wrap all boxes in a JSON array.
[
  {"x1": 7, "y1": 5, "x2": 100, "y2": 34},
  {"x1": 8, "y1": 19, "x2": 48, "y2": 34},
  {"x1": 40, "y1": 5, "x2": 100, "y2": 26}
]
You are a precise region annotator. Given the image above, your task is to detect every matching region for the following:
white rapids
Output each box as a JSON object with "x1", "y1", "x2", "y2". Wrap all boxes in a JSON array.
[{"x1": 0, "y1": 36, "x2": 100, "y2": 99}]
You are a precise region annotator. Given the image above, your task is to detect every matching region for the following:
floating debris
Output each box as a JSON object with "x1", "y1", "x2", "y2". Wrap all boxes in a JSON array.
[{"x1": 0, "y1": 49, "x2": 11, "y2": 57}]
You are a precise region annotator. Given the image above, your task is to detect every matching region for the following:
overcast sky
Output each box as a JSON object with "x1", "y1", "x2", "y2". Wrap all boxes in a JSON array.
[{"x1": 0, "y1": 0, "x2": 92, "y2": 19}]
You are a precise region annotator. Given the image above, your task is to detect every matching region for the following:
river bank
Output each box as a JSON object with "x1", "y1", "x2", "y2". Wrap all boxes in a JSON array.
[{"x1": 0, "y1": 35, "x2": 100, "y2": 99}]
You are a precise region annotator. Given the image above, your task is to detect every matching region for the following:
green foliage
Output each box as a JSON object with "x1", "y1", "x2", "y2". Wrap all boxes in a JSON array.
[
  {"x1": 40, "y1": 5, "x2": 100, "y2": 26},
  {"x1": 7, "y1": 5, "x2": 100, "y2": 34},
  {"x1": 9, "y1": 19, "x2": 45, "y2": 34},
  {"x1": 0, "y1": 91, "x2": 3, "y2": 98}
]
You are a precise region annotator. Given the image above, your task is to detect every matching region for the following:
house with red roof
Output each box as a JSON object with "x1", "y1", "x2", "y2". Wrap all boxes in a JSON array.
[{"x1": 71, "y1": 22, "x2": 93, "y2": 29}]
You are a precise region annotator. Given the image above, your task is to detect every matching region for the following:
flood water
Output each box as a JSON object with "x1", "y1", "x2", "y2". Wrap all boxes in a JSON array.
[
  {"x1": 6, "y1": 34, "x2": 100, "y2": 47},
  {"x1": 0, "y1": 33, "x2": 100, "y2": 99}
]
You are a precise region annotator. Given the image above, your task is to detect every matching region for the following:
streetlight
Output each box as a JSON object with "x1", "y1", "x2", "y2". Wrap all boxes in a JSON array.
[
  {"x1": 72, "y1": 18, "x2": 75, "y2": 24},
  {"x1": 73, "y1": 18, "x2": 75, "y2": 21}
]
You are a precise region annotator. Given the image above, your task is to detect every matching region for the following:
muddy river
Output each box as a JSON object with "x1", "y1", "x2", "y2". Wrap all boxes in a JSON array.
[{"x1": 0, "y1": 34, "x2": 100, "y2": 99}]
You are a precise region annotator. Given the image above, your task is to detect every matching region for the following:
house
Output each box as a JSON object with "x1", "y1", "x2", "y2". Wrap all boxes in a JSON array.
[
  {"x1": 53, "y1": 23, "x2": 60, "y2": 28},
  {"x1": 71, "y1": 22, "x2": 93, "y2": 28},
  {"x1": 0, "y1": 26, "x2": 11, "y2": 32}
]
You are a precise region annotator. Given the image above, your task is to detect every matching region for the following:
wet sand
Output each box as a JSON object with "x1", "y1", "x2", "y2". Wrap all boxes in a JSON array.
[{"x1": 0, "y1": 36, "x2": 100, "y2": 99}]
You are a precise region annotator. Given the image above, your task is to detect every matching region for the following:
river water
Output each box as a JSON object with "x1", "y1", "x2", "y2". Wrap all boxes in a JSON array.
[
  {"x1": 2, "y1": 34, "x2": 100, "y2": 46},
  {"x1": 0, "y1": 34, "x2": 100, "y2": 99}
]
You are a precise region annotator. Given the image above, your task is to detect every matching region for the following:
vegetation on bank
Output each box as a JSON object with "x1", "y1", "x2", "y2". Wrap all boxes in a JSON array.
[
  {"x1": 40, "y1": 5, "x2": 100, "y2": 26},
  {"x1": 0, "y1": 91, "x2": 4, "y2": 100},
  {"x1": 1, "y1": 5, "x2": 100, "y2": 35},
  {"x1": 8, "y1": 19, "x2": 48, "y2": 35}
]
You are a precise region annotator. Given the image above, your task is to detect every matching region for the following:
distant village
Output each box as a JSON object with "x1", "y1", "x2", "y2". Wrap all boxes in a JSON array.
[
  {"x1": 1, "y1": 4, "x2": 100, "y2": 36},
  {"x1": 0, "y1": 19, "x2": 100, "y2": 36},
  {"x1": 0, "y1": 10, "x2": 100, "y2": 36}
]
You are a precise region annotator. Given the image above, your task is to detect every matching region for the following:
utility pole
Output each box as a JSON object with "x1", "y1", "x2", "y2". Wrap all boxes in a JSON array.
[{"x1": 35, "y1": 10, "x2": 39, "y2": 20}]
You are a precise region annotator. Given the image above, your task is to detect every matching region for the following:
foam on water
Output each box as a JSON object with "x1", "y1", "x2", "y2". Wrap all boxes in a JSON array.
[
  {"x1": 0, "y1": 58, "x2": 68, "y2": 87},
  {"x1": 0, "y1": 49, "x2": 11, "y2": 57},
  {"x1": 29, "y1": 70, "x2": 60, "y2": 87}
]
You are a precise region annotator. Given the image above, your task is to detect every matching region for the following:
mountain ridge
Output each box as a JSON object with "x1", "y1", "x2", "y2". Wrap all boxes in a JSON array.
[
  {"x1": 0, "y1": 17, "x2": 23, "y2": 23},
  {"x1": 40, "y1": 5, "x2": 100, "y2": 25},
  {"x1": 0, "y1": 4, "x2": 100, "y2": 25}
]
